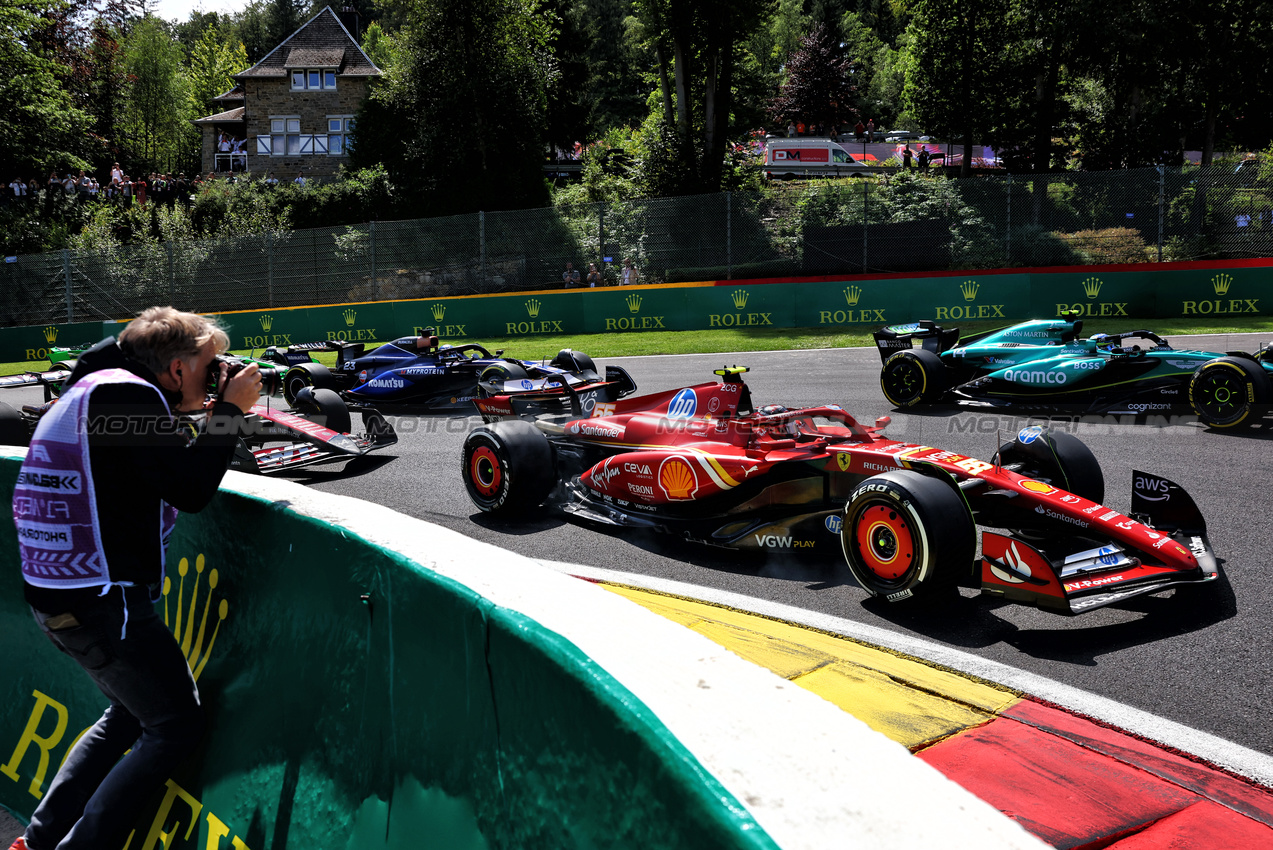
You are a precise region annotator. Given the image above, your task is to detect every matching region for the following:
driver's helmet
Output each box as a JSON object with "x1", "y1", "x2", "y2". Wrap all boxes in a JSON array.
[{"x1": 758, "y1": 404, "x2": 787, "y2": 417}]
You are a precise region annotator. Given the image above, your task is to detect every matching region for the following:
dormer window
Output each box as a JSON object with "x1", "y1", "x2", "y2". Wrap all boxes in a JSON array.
[{"x1": 291, "y1": 69, "x2": 336, "y2": 90}]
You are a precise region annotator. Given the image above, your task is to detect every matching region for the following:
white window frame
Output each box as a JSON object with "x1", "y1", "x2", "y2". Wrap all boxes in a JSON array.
[
  {"x1": 290, "y1": 68, "x2": 338, "y2": 91},
  {"x1": 267, "y1": 115, "x2": 302, "y2": 157},
  {"x1": 326, "y1": 115, "x2": 354, "y2": 157}
]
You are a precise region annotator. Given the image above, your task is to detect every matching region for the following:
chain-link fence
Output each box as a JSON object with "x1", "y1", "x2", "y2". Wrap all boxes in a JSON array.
[{"x1": 3, "y1": 165, "x2": 1269, "y2": 328}]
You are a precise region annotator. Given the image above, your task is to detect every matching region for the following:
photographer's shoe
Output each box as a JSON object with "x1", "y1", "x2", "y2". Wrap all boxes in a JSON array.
[{"x1": 8, "y1": 837, "x2": 28, "y2": 850}]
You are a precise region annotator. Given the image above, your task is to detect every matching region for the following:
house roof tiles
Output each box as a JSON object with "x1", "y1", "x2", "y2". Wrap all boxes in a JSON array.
[{"x1": 236, "y1": 6, "x2": 381, "y2": 79}]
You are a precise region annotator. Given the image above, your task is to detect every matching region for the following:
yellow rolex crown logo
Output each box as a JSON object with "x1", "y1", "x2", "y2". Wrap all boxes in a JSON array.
[
  {"x1": 960, "y1": 280, "x2": 979, "y2": 301},
  {"x1": 343, "y1": 309, "x2": 357, "y2": 327},
  {"x1": 259, "y1": 314, "x2": 273, "y2": 332},
  {"x1": 1082, "y1": 277, "x2": 1103, "y2": 299},
  {"x1": 731, "y1": 289, "x2": 749, "y2": 309},
  {"x1": 430, "y1": 303, "x2": 446, "y2": 322},
  {"x1": 844, "y1": 285, "x2": 862, "y2": 306},
  {"x1": 1212, "y1": 274, "x2": 1232, "y2": 295},
  {"x1": 525, "y1": 298, "x2": 541, "y2": 318},
  {"x1": 626, "y1": 293, "x2": 643, "y2": 313},
  {"x1": 42, "y1": 326, "x2": 58, "y2": 343},
  {"x1": 164, "y1": 553, "x2": 228, "y2": 684}
]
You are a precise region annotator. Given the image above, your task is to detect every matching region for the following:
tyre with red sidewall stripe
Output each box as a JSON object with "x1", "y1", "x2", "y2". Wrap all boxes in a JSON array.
[
  {"x1": 841, "y1": 470, "x2": 974, "y2": 603},
  {"x1": 462, "y1": 420, "x2": 555, "y2": 514}
]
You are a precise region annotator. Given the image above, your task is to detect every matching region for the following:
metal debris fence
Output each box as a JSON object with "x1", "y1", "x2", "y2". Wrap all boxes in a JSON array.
[{"x1": 2, "y1": 165, "x2": 1268, "y2": 328}]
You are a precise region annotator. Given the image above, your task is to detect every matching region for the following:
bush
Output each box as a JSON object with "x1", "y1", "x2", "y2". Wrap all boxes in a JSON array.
[{"x1": 1055, "y1": 227, "x2": 1150, "y2": 264}]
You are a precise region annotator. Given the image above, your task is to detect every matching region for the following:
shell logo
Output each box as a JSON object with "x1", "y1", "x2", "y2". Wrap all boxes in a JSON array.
[
  {"x1": 1020, "y1": 479, "x2": 1057, "y2": 495},
  {"x1": 659, "y1": 457, "x2": 698, "y2": 500}
]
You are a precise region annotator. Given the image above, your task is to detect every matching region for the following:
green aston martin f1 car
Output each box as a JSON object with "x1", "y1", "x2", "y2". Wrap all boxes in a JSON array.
[{"x1": 873, "y1": 317, "x2": 1273, "y2": 428}]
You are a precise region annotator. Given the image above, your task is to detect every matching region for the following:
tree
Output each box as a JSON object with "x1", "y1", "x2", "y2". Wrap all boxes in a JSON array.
[
  {"x1": 122, "y1": 16, "x2": 194, "y2": 172},
  {"x1": 187, "y1": 25, "x2": 249, "y2": 115},
  {"x1": 350, "y1": 0, "x2": 555, "y2": 214},
  {"x1": 903, "y1": 0, "x2": 1011, "y2": 177},
  {"x1": 359, "y1": 20, "x2": 398, "y2": 71},
  {"x1": 0, "y1": 0, "x2": 94, "y2": 175},
  {"x1": 633, "y1": 0, "x2": 770, "y2": 192},
  {"x1": 770, "y1": 23, "x2": 858, "y2": 135}
]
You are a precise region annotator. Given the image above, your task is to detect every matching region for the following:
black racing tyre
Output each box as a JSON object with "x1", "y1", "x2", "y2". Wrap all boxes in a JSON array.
[
  {"x1": 462, "y1": 420, "x2": 555, "y2": 514},
  {"x1": 284, "y1": 362, "x2": 336, "y2": 406},
  {"x1": 880, "y1": 348, "x2": 948, "y2": 408},
  {"x1": 994, "y1": 427, "x2": 1104, "y2": 504},
  {"x1": 841, "y1": 471, "x2": 975, "y2": 603},
  {"x1": 550, "y1": 349, "x2": 597, "y2": 376},
  {"x1": 0, "y1": 403, "x2": 28, "y2": 446},
  {"x1": 294, "y1": 387, "x2": 352, "y2": 434},
  {"x1": 480, "y1": 362, "x2": 530, "y2": 384},
  {"x1": 1188, "y1": 356, "x2": 1270, "y2": 429}
]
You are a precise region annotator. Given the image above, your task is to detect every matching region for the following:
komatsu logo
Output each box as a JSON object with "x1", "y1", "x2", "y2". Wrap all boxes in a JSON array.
[{"x1": 1003, "y1": 369, "x2": 1067, "y2": 385}]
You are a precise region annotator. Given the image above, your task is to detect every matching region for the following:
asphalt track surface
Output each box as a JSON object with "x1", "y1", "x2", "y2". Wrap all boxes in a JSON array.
[{"x1": 5, "y1": 333, "x2": 1271, "y2": 761}]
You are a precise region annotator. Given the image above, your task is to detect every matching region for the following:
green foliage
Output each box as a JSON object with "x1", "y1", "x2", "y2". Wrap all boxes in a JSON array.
[
  {"x1": 359, "y1": 21, "x2": 398, "y2": 70},
  {"x1": 770, "y1": 23, "x2": 858, "y2": 132},
  {"x1": 1056, "y1": 227, "x2": 1150, "y2": 264},
  {"x1": 187, "y1": 26, "x2": 249, "y2": 115},
  {"x1": 351, "y1": 0, "x2": 554, "y2": 214},
  {"x1": 123, "y1": 17, "x2": 197, "y2": 174}
]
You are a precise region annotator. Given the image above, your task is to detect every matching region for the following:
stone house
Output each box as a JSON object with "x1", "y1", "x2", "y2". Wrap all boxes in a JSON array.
[{"x1": 193, "y1": 6, "x2": 381, "y2": 179}]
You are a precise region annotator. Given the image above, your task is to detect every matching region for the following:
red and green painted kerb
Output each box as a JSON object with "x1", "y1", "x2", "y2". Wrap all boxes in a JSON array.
[{"x1": 6, "y1": 258, "x2": 1270, "y2": 365}]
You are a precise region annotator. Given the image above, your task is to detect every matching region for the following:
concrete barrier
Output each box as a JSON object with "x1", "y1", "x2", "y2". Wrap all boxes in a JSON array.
[{"x1": 0, "y1": 448, "x2": 1042, "y2": 849}]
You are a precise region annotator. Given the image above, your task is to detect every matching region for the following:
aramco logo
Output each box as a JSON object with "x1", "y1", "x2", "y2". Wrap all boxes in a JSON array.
[
  {"x1": 844, "y1": 286, "x2": 862, "y2": 306},
  {"x1": 42, "y1": 326, "x2": 58, "y2": 344},
  {"x1": 431, "y1": 303, "x2": 446, "y2": 322},
  {"x1": 259, "y1": 314, "x2": 274, "y2": 332},
  {"x1": 1082, "y1": 277, "x2": 1103, "y2": 299},
  {"x1": 163, "y1": 553, "x2": 228, "y2": 683},
  {"x1": 960, "y1": 280, "x2": 980, "y2": 301},
  {"x1": 343, "y1": 309, "x2": 357, "y2": 327}
]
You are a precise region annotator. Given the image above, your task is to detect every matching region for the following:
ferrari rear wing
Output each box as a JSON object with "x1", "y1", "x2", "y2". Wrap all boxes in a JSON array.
[{"x1": 872, "y1": 322, "x2": 961, "y2": 363}]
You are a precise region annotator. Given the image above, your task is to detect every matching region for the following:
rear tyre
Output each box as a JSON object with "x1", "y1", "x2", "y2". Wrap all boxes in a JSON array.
[
  {"x1": 550, "y1": 349, "x2": 597, "y2": 376},
  {"x1": 880, "y1": 348, "x2": 948, "y2": 408},
  {"x1": 480, "y1": 362, "x2": 530, "y2": 384},
  {"x1": 0, "y1": 403, "x2": 28, "y2": 446},
  {"x1": 462, "y1": 420, "x2": 555, "y2": 514},
  {"x1": 994, "y1": 427, "x2": 1104, "y2": 504},
  {"x1": 294, "y1": 387, "x2": 352, "y2": 434},
  {"x1": 1189, "y1": 356, "x2": 1270, "y2": 429},
  {"x1": 841, "y1": 471, "x2": 974, "y2": 603},
  {"x1": 284, "y1": 362, "x2": 336, "y2": 406}
]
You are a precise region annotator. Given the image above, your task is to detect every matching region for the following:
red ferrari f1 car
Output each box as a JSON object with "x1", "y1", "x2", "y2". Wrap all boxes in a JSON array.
[{"x1": 463, "y1": 367, "x2": 1220, "y2": 615}]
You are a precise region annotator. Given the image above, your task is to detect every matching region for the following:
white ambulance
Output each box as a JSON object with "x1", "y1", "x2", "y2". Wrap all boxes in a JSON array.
[{"x1": 763, "y1": 138, "x2": 873, "y2": 179}]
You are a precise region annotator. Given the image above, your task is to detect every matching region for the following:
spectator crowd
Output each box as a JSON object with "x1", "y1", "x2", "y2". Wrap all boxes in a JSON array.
[{"x1": 5, "y1": 165, "x2": 312, "y2": 211}]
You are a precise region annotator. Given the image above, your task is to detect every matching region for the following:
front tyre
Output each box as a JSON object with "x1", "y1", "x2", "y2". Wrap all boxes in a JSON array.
[
  {"x1": 994, "y1": 427, "x2": 1104, "y2": 504},
  {"x1": 284, "y1": 362, "x2": 336, "y2": 406},
  {"x1": 462, "y1": 420, "x2": 555, "y2": 514},
  {"x1": 294, "y1": 387, "x2": 352, "y2": 434},
  {"x1": 880, "y1": 348, "x2": 948, "y2": 408},
  {"x1": 0, "y1": 403, "x2": 28, "y2": 446},
  {"x1": 1189, "y1": 356, "x2": 1270, "y2": 429},
  {"x1": 841, "y1": 471, "x2": 974, "y2": 603}
]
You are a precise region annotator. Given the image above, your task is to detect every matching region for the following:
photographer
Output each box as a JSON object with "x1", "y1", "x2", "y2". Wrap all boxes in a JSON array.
[{"x1": 10, "y1": 307, "x2": 260, "y2": 850}]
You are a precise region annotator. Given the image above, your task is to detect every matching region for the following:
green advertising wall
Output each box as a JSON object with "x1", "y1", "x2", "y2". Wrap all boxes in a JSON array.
[
  {"x1": 0, "y1": 454, "x2": 776, "y2": 850},
  {"x1": 5, "y1": 261, "x2": 1269, "y2": 365}
]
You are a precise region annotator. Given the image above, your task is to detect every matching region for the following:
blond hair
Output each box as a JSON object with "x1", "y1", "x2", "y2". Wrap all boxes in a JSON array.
[{"x1": 118, "y1": 306, "x2": 229, "y2": 375}]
